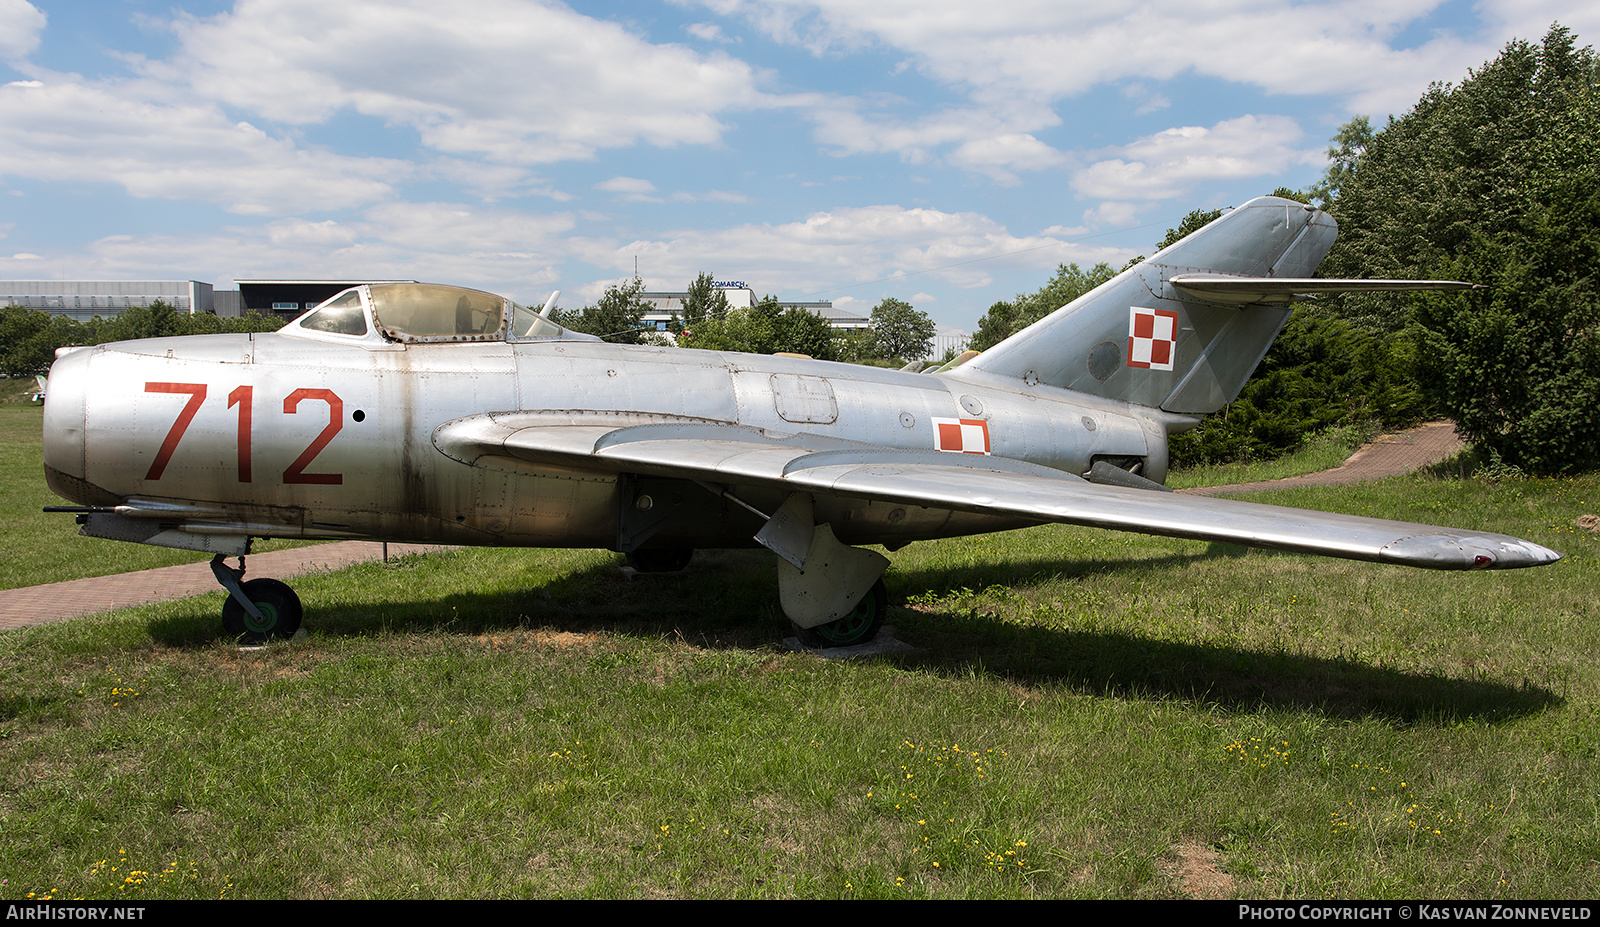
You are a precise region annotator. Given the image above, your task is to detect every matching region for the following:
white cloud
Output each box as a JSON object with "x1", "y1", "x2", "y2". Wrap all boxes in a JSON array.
[
  {"x1": 1120, "y1": 83, "x2": 1169, "y2": 116},
  {"x1": 158, "y1": 0, "x2": 773, "y2": 164},
  {"x1": 1478, "y1": 0, "x2": 1600, "y2": 45},
  {"x1": 264, "y1": 219, "x2": 359, "y2": 249},
  {"x1": 0, "y1": 0, "x2": 45, "y2": 62},
  {"x1": 687, "y1": 22, "x2": 736, "y2": 42},
  {"x1": 1071, "y1": 114, "x2": 1317, "y2": 201},
  {"x1": 425, "y1": 158, "x2": 570, "y2": 202},
  {"x1": 670, "y1": 189, "x2": 750, "y2": 203},
  {"x1": 582, "y1": 204, "x2": 1132, "y2": 295},
  {"x1": 1082, "y1": 200, "x2": 1141, "y2": 231},
  {"x1": 948, "y1": 133, "x2": 1068, "y2": 184},
  {"x1": 596, "y1": 176, "x2": 660, "y2": 198},
  {"x1": 0, "y1": 78, "x2": 407, "y2": 214},
  {"x1": 14, "y1": 199, "x2": 578, "y2": 300},
  {"x1": 356, "y1": 201, "x2": 576, "y2": 255},
  {"x1": 0, "y1": 2, "x2": 778, "y2": 218},
  {"x1": 702, "y1": 0, "x2": 1521, "y2": 118},
  {"x1": 808, "y1": 100, "x2": 1067, "y2": 179}
]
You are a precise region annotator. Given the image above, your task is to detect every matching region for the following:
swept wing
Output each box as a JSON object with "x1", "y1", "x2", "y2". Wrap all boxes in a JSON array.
[{"x1": 434, "y1": 415, "x2": 1559, "y2": 571}]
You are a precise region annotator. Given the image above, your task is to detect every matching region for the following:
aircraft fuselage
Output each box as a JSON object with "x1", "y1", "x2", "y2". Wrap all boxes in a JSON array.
[{"x1": 43, "y1": 331, "x2": 1175, "y2": 556}]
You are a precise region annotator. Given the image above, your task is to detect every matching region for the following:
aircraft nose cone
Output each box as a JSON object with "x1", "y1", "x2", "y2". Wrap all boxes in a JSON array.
[{"x1": 41, "y1": 346, "x2": 92, "y2": 494}]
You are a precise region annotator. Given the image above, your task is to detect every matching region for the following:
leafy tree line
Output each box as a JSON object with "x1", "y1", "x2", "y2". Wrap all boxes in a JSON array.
[
  {"x1": 1166, "y1": 306, "x2": 1427, "y2": 465},
  {"x1": 1320, "y1": 24, "x2": 1600, "y2": 474},
  {"x1": 971, "y1": 262, "x2": 1119, "y2": 352},
  {"x1": 1062, "y1": 26, "x2": 1599, "y2": 474},
  {"x1": 556, "y1": 272, "x2": 937, "y2": 363},
  {"x1": 1, "y1": 301, "x2": 282, "y2": 379}
]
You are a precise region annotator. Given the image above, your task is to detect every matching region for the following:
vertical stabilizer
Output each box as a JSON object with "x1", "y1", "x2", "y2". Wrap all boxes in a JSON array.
[{"x1": 949, "y1": 196, "x2": 1338, "y2": 414}]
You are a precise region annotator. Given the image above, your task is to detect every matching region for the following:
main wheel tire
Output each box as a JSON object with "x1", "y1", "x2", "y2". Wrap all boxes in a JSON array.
[
  {"x1": 221, "y1": 578, "x2": 303, "y2": 644},
  {"x1": 626, "y1": 548, "x2": 694, "y2": 573},
  {"x1": 796, "y1": 578, "x2": 887, "y2": 649}
]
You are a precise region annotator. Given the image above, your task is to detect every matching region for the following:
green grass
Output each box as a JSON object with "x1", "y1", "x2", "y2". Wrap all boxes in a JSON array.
[
  {"x1": 1165, "y1": 422, "x2": 1373, "y2": 490},
  {"x1": 2, "y1": 462, "x2": 1597, "y2": 898},
  {"x1": 8, "y1": 396, "x2": 1599, "y2": 897}
]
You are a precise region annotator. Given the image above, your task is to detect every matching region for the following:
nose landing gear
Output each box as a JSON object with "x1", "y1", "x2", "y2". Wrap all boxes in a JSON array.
[{"x1": 210, "y1": 555, "x2": 303, "y2": 644}]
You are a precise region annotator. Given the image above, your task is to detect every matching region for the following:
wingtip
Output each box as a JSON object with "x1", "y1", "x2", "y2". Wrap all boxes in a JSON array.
[{"x1": 1380, "y1": 534, "x2": 1563, "y2": 570}]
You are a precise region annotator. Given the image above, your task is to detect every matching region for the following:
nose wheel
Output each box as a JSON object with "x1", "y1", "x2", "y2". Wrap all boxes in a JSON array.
[{"x1": 210, "y1": 555, "x2": 303, "y2": 644}]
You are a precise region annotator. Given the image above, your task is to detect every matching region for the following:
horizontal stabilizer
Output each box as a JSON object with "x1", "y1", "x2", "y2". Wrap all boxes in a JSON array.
[{"x1": 1169, "y1": 275, "x2": 1480, "y2": 305}]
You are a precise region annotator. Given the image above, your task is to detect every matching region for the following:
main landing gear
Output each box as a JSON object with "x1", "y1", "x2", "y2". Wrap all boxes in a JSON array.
[
  {"x1": 750, "y1": 493, "x2": 893, "y2": 649},
  {"x1": 625, "y1": 547, "x2": 694, "y2": 573},
  {"x1": 793, "y1": 578, "x2": 887, "y2": 649},
  {"x1": 210, "y1": 555, "x2": 303, "y2": 644}
]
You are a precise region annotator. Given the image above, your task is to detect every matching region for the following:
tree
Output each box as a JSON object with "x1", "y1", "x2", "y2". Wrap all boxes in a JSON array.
[
  {"x1": 1410, "y1": 187, "x2": 1600, "y2": 473},
  {"x1": 1319, "y1": 25, "x2": 1600, "y2": 332},
  {"x1": 971, "y1": 262, "x2": 1117, "y2": 351},
  {"x1": 971, "y1": 300, "x2": 1022, "y2": 353},
  {"x1": 680, "y1": 295, "x2": 839, "y2": 359},
  {"x1": 680, "y1": 272, "x2": 729, "y2": 333},
  {"x1": 1156, "y1": 208, "x2": 1224, "y2": 252},
  {"x1": 2, "y1": 300, "x2": 285, "y2": 379},
  {"x1": 1309, "y1": 117, "x2": 1373, "y2": 209},
  {"x1": 0, "y1": 305, "x2": 74, "y2": 378},
  {"x1": 554, "y1": 276, "x2": 651, "y2": 344},
  {"x1": 1314, "y1": 24, "x2": 1600, "y2": 473},
  {"x1": 773, "y1": 304, "x2": 839, "y2": 359},
  {"x1": 867, "y1": 297, "x2": 935, "y2": 360},
  {"x1": 103, "y1": 299, "x2": 184, "y2": 341},
  {"x1": 1168, "y1": 306, "x2": 1427, "y2": 466}
]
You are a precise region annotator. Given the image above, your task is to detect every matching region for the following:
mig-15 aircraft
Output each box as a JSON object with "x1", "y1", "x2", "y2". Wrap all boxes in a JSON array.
[{"x1": 41, "y1": 196, "x2": 1560, "y2": 646}]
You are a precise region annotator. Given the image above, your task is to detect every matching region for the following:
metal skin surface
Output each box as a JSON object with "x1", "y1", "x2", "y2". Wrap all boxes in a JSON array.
[{"x1": 41, "y1": 196, "x2": 1561, "y2": 642}]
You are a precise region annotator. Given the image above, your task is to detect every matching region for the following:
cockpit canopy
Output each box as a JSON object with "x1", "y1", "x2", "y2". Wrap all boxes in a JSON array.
[{"x1": 288, "y1": 282, "x2": 577, "y2": 344}]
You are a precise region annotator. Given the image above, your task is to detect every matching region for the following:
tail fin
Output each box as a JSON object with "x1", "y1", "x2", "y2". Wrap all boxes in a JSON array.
[{"x1": 950, "y1": 196, "x2": 1471, "y2": 415}]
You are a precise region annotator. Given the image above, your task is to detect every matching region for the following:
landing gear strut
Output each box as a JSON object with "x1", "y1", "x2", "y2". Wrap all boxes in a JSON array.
[{"x1": 210, "y1": 555, "x2": 303, "y2": 644}]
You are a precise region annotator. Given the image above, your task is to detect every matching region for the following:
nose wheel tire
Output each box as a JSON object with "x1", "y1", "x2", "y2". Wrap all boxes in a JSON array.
[
  {"x1": 795, "y1": 578, "x2": 887, "y2": 649},
  {"x1": 222, "y1": 578, "x2": 303, "y2": 644}
]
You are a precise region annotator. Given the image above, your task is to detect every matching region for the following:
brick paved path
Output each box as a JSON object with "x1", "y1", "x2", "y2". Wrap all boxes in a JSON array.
[
  {"x1": 1179, "y1": 421, "x2": 1463, "y2": 497},
  {"x1": 1, "y1": 423, "x2": 1466, "y2": 632},
  {"x1": 0, "y1": 542, "x2": 448, "y2": 632}
]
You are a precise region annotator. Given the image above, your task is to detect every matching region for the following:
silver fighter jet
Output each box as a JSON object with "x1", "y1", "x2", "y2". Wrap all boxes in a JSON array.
[{"x1": 41, "y1": 196, "x2": 1561, "y2": 645}]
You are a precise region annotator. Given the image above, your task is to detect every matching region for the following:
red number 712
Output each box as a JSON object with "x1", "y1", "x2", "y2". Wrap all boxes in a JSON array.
[{"x1": 143, "y1": 382, "x2": 344, "y2": 485}]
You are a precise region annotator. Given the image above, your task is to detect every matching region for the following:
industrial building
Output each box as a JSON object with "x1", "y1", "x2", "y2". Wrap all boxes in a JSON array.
[
  {"x1": 638, "y1": 282, "x2": 866, "y2": 332},
  {"x1": 0, "y1": 281, "x2": 215, "y2": 322},
  {"x1": 2, "y1": 279, "x2": 415, "y2": 322}
]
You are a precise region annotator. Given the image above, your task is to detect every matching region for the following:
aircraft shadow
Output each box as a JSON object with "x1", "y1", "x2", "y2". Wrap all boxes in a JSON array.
[
  {"x1": 886, "y1": 614, "x2": 1556, "y2": 725},
  {"x1": 143, "y1": 546, "x2": 1556, "y2": 726}
]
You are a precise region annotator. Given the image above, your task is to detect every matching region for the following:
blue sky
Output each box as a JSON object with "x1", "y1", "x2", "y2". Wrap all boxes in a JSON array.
[{"x1": 1, "y1": 0, "x2": 1591, "y2": 335}]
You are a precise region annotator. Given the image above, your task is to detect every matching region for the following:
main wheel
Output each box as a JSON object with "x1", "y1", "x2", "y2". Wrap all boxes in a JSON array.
[
  {"x1": 221, "y1": 578, "x2": 303, "y2": 644},
  {"x1": 796, "y1": 578, "x2": 887, "y2": 649},
  {"x1": 626, "y1": 548, "x2": 694, "y2": 573}
]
